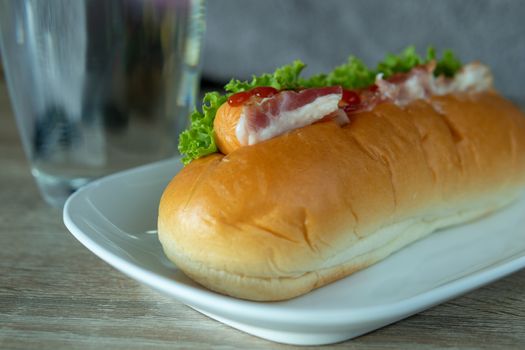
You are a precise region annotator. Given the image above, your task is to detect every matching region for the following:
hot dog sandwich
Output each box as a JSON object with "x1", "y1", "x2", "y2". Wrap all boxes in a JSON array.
[{"x1": 158, "y1": 47, "x2": 525, "y2": 300}]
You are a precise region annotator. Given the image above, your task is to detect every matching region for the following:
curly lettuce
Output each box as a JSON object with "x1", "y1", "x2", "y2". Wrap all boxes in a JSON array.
[
  {"x1": 178, "y1": 92, "x2": 227, "y2": 165},
  {"x1": 178, "y1": 46, "x2": 462, "y2": 165},
  {"x1": 300, "y1": 56, "x2": 376, "y2": 89},
  {"x1": 224, "y1": 60, "x2": 306, "y2": 93}
]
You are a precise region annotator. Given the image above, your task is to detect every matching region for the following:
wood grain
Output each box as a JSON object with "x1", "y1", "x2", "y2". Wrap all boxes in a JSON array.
[{"x1": 0, "y1": 79, "x2": 524, "y2": 350}]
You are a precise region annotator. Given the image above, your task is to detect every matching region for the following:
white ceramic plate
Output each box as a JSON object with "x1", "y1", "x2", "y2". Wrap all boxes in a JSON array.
[{"x1": 63, "y1": 157, "x2": 525, "y2": 346}]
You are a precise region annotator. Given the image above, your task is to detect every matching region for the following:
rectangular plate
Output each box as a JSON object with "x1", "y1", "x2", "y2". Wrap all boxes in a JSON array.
[{"x1": 63, "y1": 157, "x2": 525, "y2": 346}]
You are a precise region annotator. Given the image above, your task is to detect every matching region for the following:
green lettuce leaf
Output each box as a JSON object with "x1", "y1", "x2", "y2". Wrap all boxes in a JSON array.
[
  {"x1": 434, "y1": 49, "x2": 462, "y2": 77},
  {"x1": 178, "y1": 92, "x2": 226, "y2": 165},
  {"x1": 300, "y1": 56, "x2": 376, "y2": 89},
  {"x1": 376, "y1": 46, "x2": 423, "y2": 78},
  {"x1": 224, "y1": 60, "x2": 306, "y2": 93},
  {"x1": 377, "y1": 46, "x2": 462, "y2": 78},
  {"x1": 179, "y1": 46, "x2": 463, "y2": 165}
]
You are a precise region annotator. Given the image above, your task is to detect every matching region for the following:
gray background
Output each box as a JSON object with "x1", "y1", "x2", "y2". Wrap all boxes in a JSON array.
[{"x1": 202, "y1": 0, "x2": 525, "y2": 98}]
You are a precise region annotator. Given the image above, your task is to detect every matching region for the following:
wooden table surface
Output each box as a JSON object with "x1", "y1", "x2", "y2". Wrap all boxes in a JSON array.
[{"x1": 1, "y1": 77, "x2": 524, "y2": 350}]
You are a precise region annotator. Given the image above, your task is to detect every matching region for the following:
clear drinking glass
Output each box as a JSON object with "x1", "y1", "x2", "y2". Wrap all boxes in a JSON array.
[{"x1": 0, "y1": 0, "x2": 205, "y2": 207}]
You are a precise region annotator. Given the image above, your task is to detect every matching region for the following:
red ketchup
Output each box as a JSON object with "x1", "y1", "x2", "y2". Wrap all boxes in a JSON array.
[
  {"x1": 228, "y1": 87, "x2": 279, "y2": 106},
  {"x1": 228, "y1": 85, "x2": 374, "y2": 119},
  {"x1": 341, "y1": 89, "x2": 361, "y2": 113},
  {"x1": 368, "y1": 84, "x2": 379, "y2": 93}
]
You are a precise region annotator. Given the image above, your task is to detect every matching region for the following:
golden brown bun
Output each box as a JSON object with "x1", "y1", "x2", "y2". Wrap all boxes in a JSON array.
[
  {"x1": 213, "y1": 103, "x2": 242, "y2": 154},
  {"x1": 158, "y1": 91, "x2": 525, "y2": 301}
]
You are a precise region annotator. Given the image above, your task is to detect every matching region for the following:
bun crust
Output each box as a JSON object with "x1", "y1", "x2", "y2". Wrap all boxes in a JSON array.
[
  {"x1": 213, "y1": 103, "x2": 242, "y2": 154},
  {"x1": 159, "y1": 92, "x2": 525, "y2": 301}
]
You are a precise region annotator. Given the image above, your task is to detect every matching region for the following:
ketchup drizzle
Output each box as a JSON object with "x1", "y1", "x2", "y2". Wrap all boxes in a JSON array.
[
  {"x1": 341, "y1": 89, "x2": 361, "y2": 106},
  {"x1": 228, "y1": 87, "x2": 279, "y2": 106},
  {"x1": 228, "y1": 85, "x2": 372, "y2": 117}
]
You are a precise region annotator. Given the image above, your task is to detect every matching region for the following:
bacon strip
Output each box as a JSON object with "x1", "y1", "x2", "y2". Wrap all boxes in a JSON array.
[
  {"x1": 236, "y1": 86, "x2": 343, "y2": 146},
  {"x1": 233, "y1": 62, "x2": 492, "y2": 148}
]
